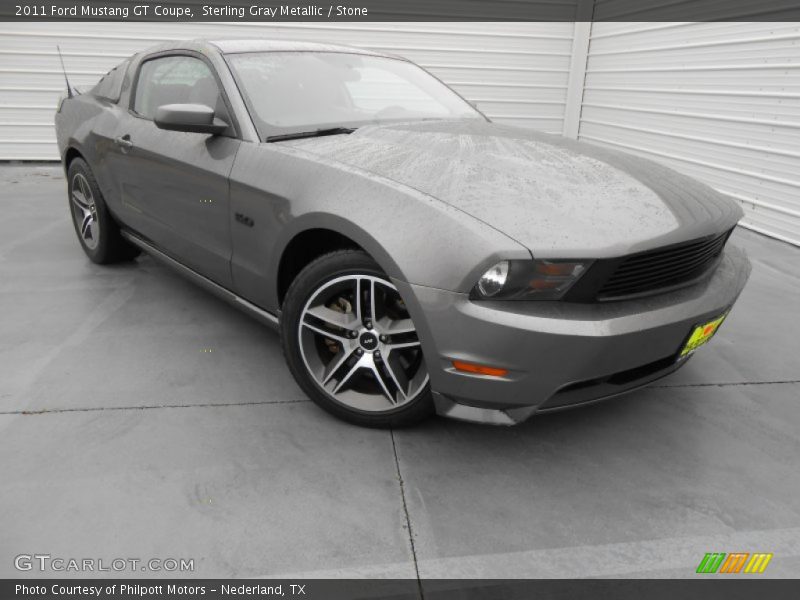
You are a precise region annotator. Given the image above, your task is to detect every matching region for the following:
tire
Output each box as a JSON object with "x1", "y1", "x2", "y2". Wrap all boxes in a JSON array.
[
  {"x1": 67, "y1": 158, "x2": 140, "y2": 264},
  {"x1": 282, "y1": 250, "x2": 434, "y2": 428}
]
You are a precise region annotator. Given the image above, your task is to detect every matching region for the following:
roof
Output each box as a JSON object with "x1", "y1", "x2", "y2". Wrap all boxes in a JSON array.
[
  {"x1": 132, "y1": 39, "x2": 404, "y2": 65},
  {"x1": 207, "y1": 39, "x2": 396, "y2": 58}
]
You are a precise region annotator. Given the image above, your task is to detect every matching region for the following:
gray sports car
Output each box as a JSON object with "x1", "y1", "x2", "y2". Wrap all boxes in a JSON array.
[{"x1": 55, "y1": 39, "x2": 751, "y2": 427}]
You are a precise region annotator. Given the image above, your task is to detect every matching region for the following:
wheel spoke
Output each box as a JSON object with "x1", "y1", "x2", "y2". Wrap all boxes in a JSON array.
[
  {"x1": 72, "y1": 190, "x2": 89, "y2": 210},
  {"x1": 382, "y1": 354, "x2": 409, "y2": 401},
  {"x1": 332, "y1": 354, "x2": 368, "y2": 395},
  {"x1": 383, "y1": 318, "x2": 420, "y2": 350},
  {"x1": 301, "y1": 319, "x2": 349, "y2": 342},
  {"x1": 387, "y1": 340, "x2": 421, "y2": 351},
  {"x1": 80, "y1": 214, "x2": 93, "y2": 239},
  {"x1": 353, "y1": 278, "x2": 364, "y2": 323},
  {"x1": 369, "y1": 279, "x2": 379, "y2": 322},
  {"x1": 378, "y1": 317, "x2": 416, "y2": 335},
  {"x1": 78, "y1": 175, "x2": 92, "y2": 203},
  {"x1": 321, "y1": 346, "x2": 356, "y2": 386},
  {"x1": 370, "y1": 362, "x2": 397, "y2": 404},
  {"x1": 305, "y1": 304, "x2": 358, "y2": 331}
]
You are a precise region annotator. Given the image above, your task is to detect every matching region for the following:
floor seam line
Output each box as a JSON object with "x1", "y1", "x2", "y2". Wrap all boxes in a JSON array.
[
  {"x1": 1, "y1": 399, "x2": 309, "y2": 415},
  {"x1": 390, "y1": 428, "x2": 424, "y2": 600}
]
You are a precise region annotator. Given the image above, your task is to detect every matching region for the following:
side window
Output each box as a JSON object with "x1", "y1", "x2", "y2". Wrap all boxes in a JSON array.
[
  {"x1": 92, "y1": 60, "x2": 128, "y2": 102},
  {"x1": 133, "y1": 56, "x2": 222, "y2": 120}
]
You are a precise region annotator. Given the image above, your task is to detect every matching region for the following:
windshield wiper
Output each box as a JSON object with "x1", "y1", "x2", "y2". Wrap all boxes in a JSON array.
[{"x1": 266, "y1": 127, "x2": 356, "y2": 143}]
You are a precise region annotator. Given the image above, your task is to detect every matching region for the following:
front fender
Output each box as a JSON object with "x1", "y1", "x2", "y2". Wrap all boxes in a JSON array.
[
  {"x1": 267, "y1": 211, "x2": 407, "y2": 286},
  {"x1": 228, "y1": 142, "x2": 529, "y2": 312}
]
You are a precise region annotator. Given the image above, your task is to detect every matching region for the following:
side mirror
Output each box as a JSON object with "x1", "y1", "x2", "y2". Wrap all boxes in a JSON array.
[{"x1": 154, "y1": 103, "x2": 228, "y2": 135}]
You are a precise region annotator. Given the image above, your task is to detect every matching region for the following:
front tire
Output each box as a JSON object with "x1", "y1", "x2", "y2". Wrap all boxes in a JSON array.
[
  {"x1": 281, "y1": 250, "x2": 433, "y2": 428},
  {"x1": 67, "y1": 158, "x2": 140, "y2": 264}
]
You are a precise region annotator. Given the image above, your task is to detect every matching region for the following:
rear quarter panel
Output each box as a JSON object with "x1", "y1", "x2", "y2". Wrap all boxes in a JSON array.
[{"x1": 55, "y1": 94, "x2": 129, "y2": 218}]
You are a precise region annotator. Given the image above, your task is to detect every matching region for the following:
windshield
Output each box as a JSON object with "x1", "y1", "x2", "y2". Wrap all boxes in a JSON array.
[{"x1": 225, "y1": 51, "x2": 484, "y2": 140}]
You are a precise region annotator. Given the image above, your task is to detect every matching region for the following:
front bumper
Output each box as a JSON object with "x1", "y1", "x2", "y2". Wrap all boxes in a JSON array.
[{"x1": 396, "y1": 244, "x2": 751, "y2": 425}]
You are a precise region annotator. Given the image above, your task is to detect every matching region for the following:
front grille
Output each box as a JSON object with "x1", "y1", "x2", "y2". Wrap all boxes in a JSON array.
[{"x1": 596, "y1": 229, "x2": 733, "y2": 300}]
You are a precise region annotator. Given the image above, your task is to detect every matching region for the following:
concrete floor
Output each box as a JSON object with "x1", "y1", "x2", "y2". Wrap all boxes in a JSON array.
[{"x1": 1, "y1": 164, "x2": 799, "y2": 580}]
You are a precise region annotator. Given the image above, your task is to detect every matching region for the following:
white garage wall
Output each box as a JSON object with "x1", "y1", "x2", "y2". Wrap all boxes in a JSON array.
[
  {"x1": 1, "y1": 18, "x2": 799, "y2": 246},
  {"x1": 579, "y1": 22, "x2": 800, "y2": 246},
  {"x1": 0, "y1": 21, "x2": 576, "y2": 160}
]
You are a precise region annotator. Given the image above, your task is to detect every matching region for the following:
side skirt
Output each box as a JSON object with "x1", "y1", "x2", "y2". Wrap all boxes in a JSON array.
[{"x1": 120, "y1": 230, "x2": 280, "y2": 331}]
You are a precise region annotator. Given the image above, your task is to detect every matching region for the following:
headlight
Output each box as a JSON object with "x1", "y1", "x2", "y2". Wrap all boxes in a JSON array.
[
  {"x1": 470, "y1": 259, "x2": 592, "y2": 301},
  {"x1": 476, "y1": 260, "x2": 509, "y2": 297}
]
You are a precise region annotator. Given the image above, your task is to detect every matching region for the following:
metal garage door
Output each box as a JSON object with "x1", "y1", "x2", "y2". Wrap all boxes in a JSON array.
[
  {"x1": 3, "y1": 17, "x2": 797, "y2": 246},
  {"x1": 0, "y1": 21, "x2": 577, "y2": 160},
  {"x1": 580, "y1": 22, "x2": 800, "y2": 246}
]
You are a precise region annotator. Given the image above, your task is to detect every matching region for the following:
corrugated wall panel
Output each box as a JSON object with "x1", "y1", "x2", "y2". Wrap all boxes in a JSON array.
[
  {"x1": 581, "y1": 21, "x2": 800, "y2": 246},
  {"x1": 5, "y1": 17, "x2": 797, "y2": 246},
  {"x1": 0, "y1": 21, "x2": 576, "y2": 160}
]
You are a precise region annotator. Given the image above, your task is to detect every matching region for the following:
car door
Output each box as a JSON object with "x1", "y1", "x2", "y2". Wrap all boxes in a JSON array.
[{"x1": 109, "y1": 53, "x2": 239, "y2": 288}]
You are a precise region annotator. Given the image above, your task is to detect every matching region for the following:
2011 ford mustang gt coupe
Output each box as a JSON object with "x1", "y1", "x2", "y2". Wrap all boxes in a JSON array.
[{"x1": 55, "y1": 39, "x2": 751, "y2": 427}]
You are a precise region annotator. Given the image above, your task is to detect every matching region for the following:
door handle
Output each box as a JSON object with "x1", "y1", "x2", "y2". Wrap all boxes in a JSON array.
[{"x1": 114, "y1": 135, "x2": 133, "y2": 153}]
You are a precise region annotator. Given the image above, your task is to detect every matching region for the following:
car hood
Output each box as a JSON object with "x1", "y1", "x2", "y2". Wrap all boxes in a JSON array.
[{"x1": 282, "y1": 119, "x2": 743, "y2": 258}]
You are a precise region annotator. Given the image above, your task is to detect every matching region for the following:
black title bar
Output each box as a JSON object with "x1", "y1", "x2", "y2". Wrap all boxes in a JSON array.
[
  {"x1": 3, "y1": 0, "x2": 800, "y2": 22},
  {"x1": 5, "y1": 579, "x2": 800, "y2": 600}
]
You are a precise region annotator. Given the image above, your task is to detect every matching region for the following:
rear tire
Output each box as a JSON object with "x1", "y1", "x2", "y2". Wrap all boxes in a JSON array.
[
  {"x1": 67, "y1": 158, "x2": 140, "y2": 264},
  {"x1": 281, "y1": 250, "x2": 433, "y2": 428}
]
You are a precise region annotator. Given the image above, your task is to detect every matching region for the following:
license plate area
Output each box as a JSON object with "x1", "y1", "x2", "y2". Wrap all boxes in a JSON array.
[{"x1": 680, "y1": 312, "x2": 728, "y2": 357}]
